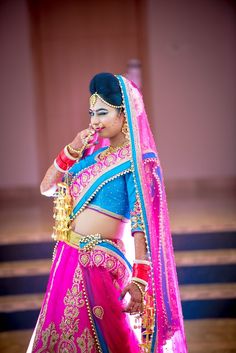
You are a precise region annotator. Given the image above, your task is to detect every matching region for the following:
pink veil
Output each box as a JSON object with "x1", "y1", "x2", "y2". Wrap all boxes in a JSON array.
[
  {"x1": 117, "y1": 76, "x2": 188, "y2": 352},
  {"x1": 86, "y1": 74, "x2": 188, "y2": 352}
]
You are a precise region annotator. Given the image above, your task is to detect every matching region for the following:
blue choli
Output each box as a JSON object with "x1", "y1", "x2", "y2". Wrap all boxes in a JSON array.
[{"x1": 68, "y1": 147, "x2": 144, "y2": 235}]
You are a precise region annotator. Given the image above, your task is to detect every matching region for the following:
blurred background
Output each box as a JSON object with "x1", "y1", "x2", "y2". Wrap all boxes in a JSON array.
[{"x1": 0, "y1": 0, "x2": 236, "y2": 352}]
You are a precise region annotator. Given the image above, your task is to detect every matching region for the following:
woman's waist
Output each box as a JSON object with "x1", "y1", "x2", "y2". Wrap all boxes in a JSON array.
[
  {"x1": 54, "y1": 231, "x2": 132, "y2": 277},
  {"x1": 65, "y1": 229, "x2": 125, "y2": 253},
  {"x1": 71, "y1": 207, "x2": 127, "y2": 239}
]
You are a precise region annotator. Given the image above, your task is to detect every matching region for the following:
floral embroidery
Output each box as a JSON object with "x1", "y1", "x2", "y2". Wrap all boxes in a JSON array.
[
  {"x1": 92, "y1": 306, "x2": 104, "y2": 320},
  {"x1": 78, "y1": 249, "x2": 129, "y2": 284},
  {"x1": 77, "y1": 328, "x2": 94, "y2": 353},
  {"x1": 130, "y1": 197, "x2": 145, "y2": 232},
  {"x1": 34, "y1": 245, "x2": 65, "y2": 351},
  {"x1": 59, "y1": 267, "x2": 85, "y2": 339},
  {"x1": 35, "y1": 323, "x2": 59, "y2": 353},
  {"x1": 35, "y1": 264, "x2": 90, "y2": 353},
  {"x1": 70, "y1": 144, "x2": 131, "y2": 199}
]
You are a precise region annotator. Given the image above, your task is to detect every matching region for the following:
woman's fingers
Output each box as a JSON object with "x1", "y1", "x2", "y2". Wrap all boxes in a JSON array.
[
  {"x1": 120, "y1": 285, "x2": 130, "y2": 299},
  {"x1": 130, "y1": 302, "x2": 141, "y2": 315},
  {"x1": 120, "y1": 283, "x2": 144, "y2": 314},
  {"x1": 123, "y1": 300, "x2": 142, "y2": 314},
  {"x1": 123, "y1": 299, "x2": 135, "y2": 313}
]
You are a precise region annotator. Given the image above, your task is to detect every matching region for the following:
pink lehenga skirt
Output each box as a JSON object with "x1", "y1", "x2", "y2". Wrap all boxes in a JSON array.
[{"x1": 28, "y1": 232, "x2": 141, "y2": 353}]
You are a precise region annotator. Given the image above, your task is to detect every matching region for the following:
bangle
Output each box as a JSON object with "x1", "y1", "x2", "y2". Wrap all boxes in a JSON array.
[
  {"x1": 59, "y1": 149, "x2": 76, "y2": 167},
  {"x1": 134, "y1": 259, "x2": 151, "y2": 266},
  {"x1": 54, "y1": 159, "x2": 67, "y2": 173},
  {"x1": 67, "y1": 144, "x2": 84, "y2": 156},
  {"x1": 131, "y1": 277, "x2": 148, "y2": 287},
  {"x1": 64, "y1": 146, "x2": 78, "y2": 161},
  {"x1": 132, "y1": 263, "x2": 150, "y2": 283},
  {"x1": 131, "y1": 280, "x2": 145, "y2": 302}
]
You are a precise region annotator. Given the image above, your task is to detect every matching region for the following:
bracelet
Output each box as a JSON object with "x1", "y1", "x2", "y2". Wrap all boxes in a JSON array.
[
  {"x1": 54, "y1": 159, "x2": 67, "y2": 173},
  {"x1": 54, "y1": 147, "x2": 77, "y2": 174},
  {"x1": 134, "y1": 259, "x2": 151, "y2": 266},
  {"x1": 67, "y1": 144, "x2": 84, "y2": 156},
  {"x1": 64, "y1": 146, "x2": 78, "y2": 161},
  {"x1": 132, "y1": 263, "x2": 150, "y2": 283},
  {"x1": 131, "y1": 280, "x2": 145, "y2": 302},
  {"x1": 131, "y1": 277, "x2": 148, "y2": 287},
  {"x1": 59, "y1": 149, "x2": 76, "y2": 167}
]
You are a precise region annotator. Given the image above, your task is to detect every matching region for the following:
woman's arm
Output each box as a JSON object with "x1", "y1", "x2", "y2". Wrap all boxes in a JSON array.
[
  {"x1": 133, "y1": 231, "x2": 148, "y2": 260},
  {"x1": 40, "y1": 128, "x2": 95, "y2": 197},
  {"x1": 121, "y1": 231, "x2": 148, "y2": 314},
  {"x1": 40, "y1": 164, "x2": 64, "y2": 196}
]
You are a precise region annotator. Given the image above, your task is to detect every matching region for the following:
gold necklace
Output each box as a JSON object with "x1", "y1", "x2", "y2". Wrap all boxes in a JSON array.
[{"x1": 98, "y1": 140, "x2": 130, "y2": 160}]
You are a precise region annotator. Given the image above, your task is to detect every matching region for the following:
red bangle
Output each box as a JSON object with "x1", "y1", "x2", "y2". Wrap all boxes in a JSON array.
[
  {"x1": 55, "y1": 148, "x2": 76, "y2": 172},
  {"x1": 59, "y1": 149, "x2": 76, "y2": 167},
  {"x1": 55, "y1": 154, "x2": 68, "y2": 171},
  {"x1": 132, "y1": 263, "x2": 150, "y2": 283}
]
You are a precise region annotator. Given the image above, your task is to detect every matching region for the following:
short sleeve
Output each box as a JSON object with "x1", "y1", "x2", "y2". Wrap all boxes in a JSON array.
[{"x1": 125, "y1": 172, "x2": 145, "y2": 236}]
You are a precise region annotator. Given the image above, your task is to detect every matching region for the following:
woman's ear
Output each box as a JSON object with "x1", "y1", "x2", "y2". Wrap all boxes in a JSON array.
[{"x1": 119, "y1": 110, "x2": 125, "y2": 122}]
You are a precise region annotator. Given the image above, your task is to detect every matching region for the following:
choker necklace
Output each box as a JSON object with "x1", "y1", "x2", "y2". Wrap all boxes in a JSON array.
[{"x1": 98, "y1": 140, "x2": 130, "y2": 160}]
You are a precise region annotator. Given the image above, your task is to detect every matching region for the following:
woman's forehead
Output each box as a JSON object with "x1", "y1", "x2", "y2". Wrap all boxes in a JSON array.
[{"x1": 89, "y1": 96, "x2": 114, "y2": 111}]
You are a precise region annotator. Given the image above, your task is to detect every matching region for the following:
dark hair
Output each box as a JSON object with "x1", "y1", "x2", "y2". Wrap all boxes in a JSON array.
[{"x1": 89, "y1": 72, "x2": 123, "y2": 107}]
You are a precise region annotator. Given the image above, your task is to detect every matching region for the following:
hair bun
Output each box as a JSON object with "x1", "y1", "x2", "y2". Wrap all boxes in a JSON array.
[{"x1": 89, "y1": 72, "x2": 122, "y2": 107}]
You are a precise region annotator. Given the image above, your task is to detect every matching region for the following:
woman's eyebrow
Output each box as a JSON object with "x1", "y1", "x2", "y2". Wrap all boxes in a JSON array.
[
  {"x1": 89, "y1": 108, "x2": 108, "y2": 113},
  {"x1": 96, "y1": 108, "x2": 108, "y2": 112}
]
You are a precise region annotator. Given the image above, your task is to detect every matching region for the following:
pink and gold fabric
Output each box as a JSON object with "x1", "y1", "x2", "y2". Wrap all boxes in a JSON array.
[
  {"x1": 114, "y1": 76, "x2": 188, "y2": 352},
  {"x1": 31, "y1": 240, "x2": 140, "y2": 353}
]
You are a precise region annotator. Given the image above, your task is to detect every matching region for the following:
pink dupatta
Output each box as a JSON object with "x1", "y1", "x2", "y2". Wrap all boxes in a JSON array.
[{"x1": 87, "y1": 75, "x2": 188, "y2": 352}]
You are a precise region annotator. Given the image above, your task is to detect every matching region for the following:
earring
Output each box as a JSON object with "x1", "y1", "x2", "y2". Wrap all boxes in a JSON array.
[{"x1": 122, "y1": 119, "x2": 129, "y2": 139}]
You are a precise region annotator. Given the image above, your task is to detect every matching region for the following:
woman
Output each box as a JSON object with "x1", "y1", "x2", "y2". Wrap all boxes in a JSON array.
[{"x1": 27, "y1": 73, "x2": 188, "y2": 353}]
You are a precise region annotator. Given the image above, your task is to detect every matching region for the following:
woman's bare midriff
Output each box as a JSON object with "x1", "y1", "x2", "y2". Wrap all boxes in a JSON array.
[{"x1": 71, "y1": 207, "x2": 126, "y2": 240}]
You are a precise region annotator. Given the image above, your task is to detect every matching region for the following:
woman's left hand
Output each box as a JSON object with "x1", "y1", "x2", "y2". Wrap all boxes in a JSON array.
[{"x1": 120, "y1": 282, "x2": 145, "y2": 315}]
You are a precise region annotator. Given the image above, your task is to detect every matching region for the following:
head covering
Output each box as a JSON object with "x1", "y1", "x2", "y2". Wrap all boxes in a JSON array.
[{"x1": 87, "y1": 73, "x2": 188, "y2": 353}]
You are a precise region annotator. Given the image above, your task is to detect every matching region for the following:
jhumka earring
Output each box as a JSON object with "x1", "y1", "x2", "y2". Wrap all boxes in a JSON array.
[{"x1": 121, "y1": 118, "x2": 129, "y2": 139}]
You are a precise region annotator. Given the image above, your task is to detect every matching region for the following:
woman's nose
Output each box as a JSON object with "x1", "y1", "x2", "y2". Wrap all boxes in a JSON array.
[{"x1": 90, "y1": 115, "x2": 100, "y2": 124}]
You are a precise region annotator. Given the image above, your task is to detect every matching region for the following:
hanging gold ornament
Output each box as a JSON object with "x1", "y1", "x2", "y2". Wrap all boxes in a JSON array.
[{"x1": 52, "y1": 179, "x2": 72, "y2": 242}]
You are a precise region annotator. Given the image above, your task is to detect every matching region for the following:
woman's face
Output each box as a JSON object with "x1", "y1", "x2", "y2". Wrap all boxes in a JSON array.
[{"x1": 89, "y1": 97, "x2": 125, "y2": 138}]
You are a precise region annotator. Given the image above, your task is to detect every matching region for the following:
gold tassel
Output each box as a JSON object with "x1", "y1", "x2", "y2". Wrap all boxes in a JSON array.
[
  {"x1": 139, "y1": 293, "x2": 155, "y2": 353},
  {"x1": 52, "y1": 175, "x2": 72, "y2": 242}
]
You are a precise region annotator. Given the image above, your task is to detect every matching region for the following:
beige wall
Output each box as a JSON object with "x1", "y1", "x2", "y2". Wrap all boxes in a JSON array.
[
  {"x1": 0, "y1": 0, "x2": 235, "y2": 189},
  {"x1": 0, "y1": 0, "x2": 38, "y2": 187},
  {"x1": 29, "y1": 0, "x2": 144, "y2": 178},
  {"x1": 147, "y1": 0, "x2": 236, "y2": 180}
]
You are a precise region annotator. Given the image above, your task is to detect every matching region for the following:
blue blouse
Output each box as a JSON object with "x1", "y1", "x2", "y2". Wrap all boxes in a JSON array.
[{"x1": 68, "y1": 147, "x2": 144, "y2": 235}]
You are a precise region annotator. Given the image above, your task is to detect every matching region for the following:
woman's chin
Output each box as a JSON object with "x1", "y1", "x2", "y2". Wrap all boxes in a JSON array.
[{"x1": 98, "y1": 129, "x2": 108, "y2": 138}]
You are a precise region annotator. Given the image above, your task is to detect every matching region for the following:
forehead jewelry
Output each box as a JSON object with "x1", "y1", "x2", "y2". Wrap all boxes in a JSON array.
[{"x1": 89, "y1": 92, "x2": 123, "y2": 109}]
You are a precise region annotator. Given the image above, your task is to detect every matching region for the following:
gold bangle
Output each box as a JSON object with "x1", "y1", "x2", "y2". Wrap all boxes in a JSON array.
[
  {"x1": 131, "y1": 280, "x2": 145, "y2": 302},
  {"x1": 67, "y1": 144, "x2": 83, "y2": 156}
]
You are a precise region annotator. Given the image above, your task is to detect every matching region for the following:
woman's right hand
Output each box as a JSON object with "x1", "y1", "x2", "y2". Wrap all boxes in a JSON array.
[
  {"x1": 69, "y1": 125, "x2": 96, "y2": 151},
  {"x1": 40, "y1": 125, "x2": 97, "y2": 197}
]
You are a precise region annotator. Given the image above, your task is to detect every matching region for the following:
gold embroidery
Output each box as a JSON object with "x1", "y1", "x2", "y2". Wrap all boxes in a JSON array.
[
  {"x1": 59, "y1": 267, "x2": 85, "y2": 338},
  {"x1": 33, "y1": 245, "x2": 65, "y2": 351},
  {"x1": 113, "y1": 279, "x2": 121, "y2": 290},
  {"x1": 77, "y1": 328, "x2": 95, "y2": 353},
  {"x1": 130, "y1": 197, "x2": 145, "y2": 232},
  {"x1": 94, "y1": 252, "x2": 104, "y2": 266},
  {"x1": 105, "y1": 258, "x2": 116, "y2": 270},
  {"x1": 35, "y1": 263, "x2": 87, "y2": 352},
  {"x1": 36, "y1": 323, "x2": 59, "y2": 353},
  {"x1": 92, "y1": 306, "x2": 104, "y2": 320},
  {"x1": 80, "y1": 253, "x2": 90, "y2": 266}
]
